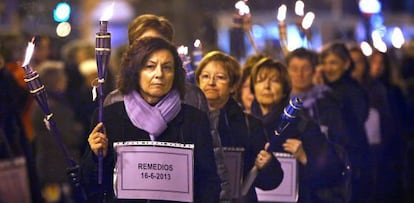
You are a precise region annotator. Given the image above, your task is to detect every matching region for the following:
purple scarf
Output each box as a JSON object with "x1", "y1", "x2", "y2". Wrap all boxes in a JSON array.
[{"x1": 124, "y1": 90, "x2": 181, "y2": 141}]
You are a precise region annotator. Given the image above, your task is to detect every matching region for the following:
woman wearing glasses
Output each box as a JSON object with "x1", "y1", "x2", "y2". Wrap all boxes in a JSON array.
[{"x1": 195, "y1": 51, "x2": 283, "y2": 203}]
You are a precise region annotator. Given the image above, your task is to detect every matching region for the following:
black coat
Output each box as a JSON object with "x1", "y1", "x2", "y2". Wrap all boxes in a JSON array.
[
  {"x1": 81, "y1": 102, "x2": 221, "y2": 203},
  {"x1": 291, "y1": 85, "x2": 349, "y2": 147},
  {"x1": 217, "y1": 98, "x2": 283, "y2": 202},
  {"x1": 251, "y1": 101, "x2": 346, "y2": 203},
  {"x1": 325, "y1": 75, "x2": 370, "y2": 169}
]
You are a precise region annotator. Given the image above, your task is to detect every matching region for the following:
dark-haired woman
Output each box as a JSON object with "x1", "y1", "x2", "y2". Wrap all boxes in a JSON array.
[{"x1": 81, "y1": 37, "x2": 220, "y2": 202}]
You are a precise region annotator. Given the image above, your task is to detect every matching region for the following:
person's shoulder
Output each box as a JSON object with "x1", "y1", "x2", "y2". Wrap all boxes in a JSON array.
[
  {"x1": 104, "y1": 89, "x2": 123, "y2": 106},
  {"x1": 245, "y1": 113, "x2": 263, "y2": 126},
  {"x1": 183, "y1": 83, "x2": 209, "y2": 113},
  {"x1": 103, "y1": 100, "x2": 125, "y2": 114},
  {"x1": 318, "y1": 87, "x2": 343, "y2": 108},
  {"x1": 180, "y1": 103, "x2": 208, "y2": 118}
]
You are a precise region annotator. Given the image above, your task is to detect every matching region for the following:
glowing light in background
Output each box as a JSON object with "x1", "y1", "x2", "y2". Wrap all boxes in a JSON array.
[
  {"x1": 287, "y1": 25, "x2": 302, "y2": 51},
  {"x1": 177, "y1": 45, "x2": 188, "y2": 55},
  {"x1": 360, "y1": 41, "x2": 373, "y2": 56},
  {"x1": 277, "y1": 4, "x2": 287, "y2": 22},
  {"x1": 391, "y1": 27, "x2": 405, "y2": 49},
  {"x1": 56, "y1": 22, "x2": 71, "y2": 37},
  {"x1": 372, "y1": 30, "x2": 387, "y2": 53},
  {"x1": 235, "y1": 1, "x2": 250, "y2": 15},
  {"x1": 295, "y1": 1, "x2": 305, "y2": 16},
  {"x1": 53, "y1": 2, "x2": 71, "y2": 22},
  {"x1": 194, "y1": 39, "x2": 201, "y2": 48},
  {"x1": 358, "y1": 0, "x2": 382, "y2": 14},
  {"x1": 302, "y1": 12, "x2": 315, "y2": 30},
  {"x1": 252, "y1": 24, "x2": 265, "y2": 39}
]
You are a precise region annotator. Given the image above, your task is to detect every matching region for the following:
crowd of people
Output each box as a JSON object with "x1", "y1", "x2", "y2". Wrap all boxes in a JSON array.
[{"x1": 1, "y1": 12, "x2": 414, "y2": 203}]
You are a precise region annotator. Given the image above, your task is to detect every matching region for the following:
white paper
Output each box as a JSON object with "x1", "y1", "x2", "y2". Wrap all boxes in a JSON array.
[
  {"x1": 114, "y1": 141, "x2": 194, "y2": 202},
  {"x1": 255, "y1": 152, "x2": 298, "y2": 202}
]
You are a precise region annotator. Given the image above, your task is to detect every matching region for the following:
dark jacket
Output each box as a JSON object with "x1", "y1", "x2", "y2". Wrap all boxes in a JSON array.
[
  {"x1": 325, "y1": 75, "x2": 370, "y2": 170},
  {"x1": 32, "y1": 93, "x2": 85, "y2": 186},
  {"x1": 81, "y1": 102, "x2": 221, "y2": 203},
  {"x1": 290, "y1": 85, "x2": 348, "y2": 147},
  {"x1": 217, "y1": 98, "x2": 283, "y2": 202},
  {"x1": 251, "y1": 100, "x2": 346, "y2": 203},
  {"x1": 326, "y1": 74, "x2": 374, "y2": 203}
]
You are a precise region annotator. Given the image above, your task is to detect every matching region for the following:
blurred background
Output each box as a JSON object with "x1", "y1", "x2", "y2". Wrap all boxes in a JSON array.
[
  {"x1": 1, "y1": 0, "x2": 413, "y2": 61},
  {"x1": 1, "y1": 1, "x2": 414, "y2": 202}
]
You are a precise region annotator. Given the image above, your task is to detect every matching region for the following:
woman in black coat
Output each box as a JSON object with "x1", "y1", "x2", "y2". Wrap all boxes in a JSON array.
[
  {"x1": 81, "y1": 37, "x2": 220, "y2": 203},
  {"x1": 195, "y1": 51, "x2": 283, "y2": 203},
  {"x1": 250, "y1": 57, "x2": 347, "y2": 203},
  {"x1": 320, "y1": 42, "x2": 373, "y2": 203}
]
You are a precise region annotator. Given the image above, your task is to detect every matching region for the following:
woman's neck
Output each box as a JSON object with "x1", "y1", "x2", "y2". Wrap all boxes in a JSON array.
[{"x1": 207, "y1": 98, "x2": 229, "y2": 111}]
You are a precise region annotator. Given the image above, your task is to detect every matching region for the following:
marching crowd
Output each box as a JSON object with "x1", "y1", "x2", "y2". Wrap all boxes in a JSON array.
[{"x1": 1, "y1": 13, "x2": 414, "y2": 203}]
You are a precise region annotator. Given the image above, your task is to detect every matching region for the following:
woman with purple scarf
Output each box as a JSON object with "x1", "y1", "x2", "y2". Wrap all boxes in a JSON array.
[{"x1": 81, "y1": 37, "x2": 220, "y2": 202}]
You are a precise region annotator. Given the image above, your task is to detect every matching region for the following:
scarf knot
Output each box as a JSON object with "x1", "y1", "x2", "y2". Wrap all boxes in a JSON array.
[{"x1": 124, "y1": 90, "x2": 181, "y2": 140}]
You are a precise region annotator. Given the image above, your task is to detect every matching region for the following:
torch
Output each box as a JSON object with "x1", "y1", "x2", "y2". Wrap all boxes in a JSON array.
[
  {"x1": 301, "y1": 12, "x2": 315, "y2": 49},
  {"x1": 241, "y1": 97, "x2": 303, "y2": 196},
  {"x1": 178, "y1": 45, "x2": 195, "y2": 83},
  {"x1": 294, "y1": 0, "x2": 305, "y2": 43},
  {"x1": 235, "y1": 0, "x2": 259, "y2": 54},
  {"x1": 22, "y1": 38, "x2": 87, "y2": 200},
  {"x1": 192, "y1": 39, "x2": 203, "y2": 68},
  {"x1": 95, "y1": 2, "x2": 113, "y2": 185},
  {"x1": 277, "y1": 4, "x2": 289, "y2": 57}
]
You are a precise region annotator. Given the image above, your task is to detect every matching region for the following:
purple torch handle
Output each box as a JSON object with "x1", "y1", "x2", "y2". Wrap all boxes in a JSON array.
[
  {"x1": 96, "y1": 20, "x2": 111, "y2": 185},
  {"x1": 22, "y1": 66, "x2": 75, "y2": 167}
]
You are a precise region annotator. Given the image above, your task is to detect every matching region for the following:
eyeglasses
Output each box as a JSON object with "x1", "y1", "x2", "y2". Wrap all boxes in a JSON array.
[{"x1": 199, "y1": 73, "x2": 229, "y2": 84}]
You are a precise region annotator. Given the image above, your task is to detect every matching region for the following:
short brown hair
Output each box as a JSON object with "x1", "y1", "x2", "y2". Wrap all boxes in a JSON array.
[
  {"x1": 285, "y1": 47, "x2": 319, "y2": 70},
  {"x1": 128, "y1": 14, "x2": 174, "y2": 44},
  {"x1": 250, "y1": 57, "x2": 291, "y2": 106},
  {"x1": 194, "y1": 51, "x2": 241, "y2": 91},
  {"x1": 118, "y1": 37, "x2": 185, "y2": 98}
]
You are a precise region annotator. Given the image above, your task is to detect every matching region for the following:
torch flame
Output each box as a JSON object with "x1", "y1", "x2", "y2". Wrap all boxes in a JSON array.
[
  {"x1": 372, "y1": 30, "x2": 387, "y2": 53},
  {"x1": 194, "y1": 39, "x2": 201, "y2": 48},
  {"x1": 100, "y1": 1, "x2": 115, "y2": 21},
  {"x1": 22, "y1": 37, "x2": 35, "y2": 67},
  {"x1": 302, "y1": 12, "x2": 315, "y2": 30},
  {"x1": 177, "y1": 45, "x2": 188, "y2": 55},
  {"x1": 295, "y1": 0, "x2": 305, "y2": 16},
  {"x1": 277, "y1": 4, "x2": 287, "y2": 22},
  {"x1": 391, "y1": 27, "x2": 405, "y2": 49},
  {"x1": 235, "y1": 1, "x2": 250, "y2": 15},
  {"x1": 360, "y1": 41, "x2": 373, "y2": 56}
]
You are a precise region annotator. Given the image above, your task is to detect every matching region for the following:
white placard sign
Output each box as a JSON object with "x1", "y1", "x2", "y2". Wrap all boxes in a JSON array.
[
  {"x1": 114, "y1": 141, "x2": 194, "y2": 202},
  {"x1": 255, "y1": 152, "x2": 298, "y2": 202}
]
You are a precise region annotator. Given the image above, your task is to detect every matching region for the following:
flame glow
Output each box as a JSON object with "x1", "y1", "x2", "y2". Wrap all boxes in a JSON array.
[
  {"x1": 277, "y1": 4, "x2": 287, "y2": 22},
  {"x1": 194, "y1": 39, "x2": 201, "y2": 48},
  {"x1": 359, "y1": 0, "x2": 382, "y2": 14},
  {"x1": 100, "y1": 1, "x2": 114, "y2": 21},
  {"x1": 235, "y1": 1, "x2": 250, "y2": 15},
  {"x1": 372, "y1": 30, "x2": 387, "y2": 53},
  {"x1": 22, "y1": 38, "x2": 35, "y2": 67},
  {"x1": 391, "y1": 27, "x2": 405, "y2": 49},
  {"x1": 302, "y1": 12, "x2": 315, "y2": 30},
  {"x1": 360, "y1": 41, "x2": 373, "y2": 56},
  {"x1": 295, "y1": 1, "x2": 305, "y2": 16},
  {"x1": 177, "y1": 45, "x2": 188, "y2": 55}
]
